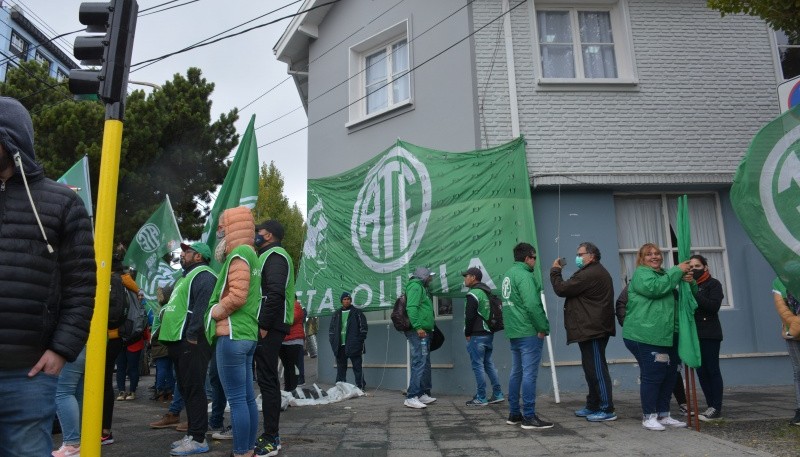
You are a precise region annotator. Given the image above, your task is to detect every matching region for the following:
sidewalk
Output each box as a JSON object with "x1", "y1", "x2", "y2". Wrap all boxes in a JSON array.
[{"x1": 89, "y1": 359, "x2": 790, "y2": 456}]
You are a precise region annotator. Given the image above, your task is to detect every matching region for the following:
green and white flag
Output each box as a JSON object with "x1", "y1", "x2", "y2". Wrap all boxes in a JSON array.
[
  {"x1": 123, "y1": 196, "x2": 182, "y2": 301},
  {"x1": 57, "y1": 156, "x2": 93, "y2": 217},
  {"x1": 731, "y1": 106, "x2": 800, "y2": 295},
  {"x1": 200, "y1": 114, "x2": 260, "y2": 270},
  {"x1": 298, "y1": 137, "x2": 538, "y2": 316}
]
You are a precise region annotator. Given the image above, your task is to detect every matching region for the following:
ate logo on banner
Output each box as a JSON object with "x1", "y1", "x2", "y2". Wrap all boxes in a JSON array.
[
  {"x1": 760, "y1": 124, "x2": 800, "y2": 255},
  {"x1": 351, "y1": 146, "x2": 432, "y2": 273},
  {"x1": 136, "y1": 223, "x2": 162, "y2": 253}
]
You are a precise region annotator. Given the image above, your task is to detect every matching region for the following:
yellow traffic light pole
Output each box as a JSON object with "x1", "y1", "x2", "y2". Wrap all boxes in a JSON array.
[{"x1": 81, "y1": 118, "x2": 123, "y2": 457}]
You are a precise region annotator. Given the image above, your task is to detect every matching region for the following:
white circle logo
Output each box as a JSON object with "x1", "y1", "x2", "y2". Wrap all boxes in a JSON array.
[
  {"x1": 351, "y1": 145, "x2": 432, "y2": 273},
  {"x1": 760, "y1": 124, "x2": 800, "y2": 256},
  {"x1": 136, "y1": 223, "x2": 161, "y2": 253},
  {"x1": 501, "y1": 277, "x2": 512, "y2": 300}
]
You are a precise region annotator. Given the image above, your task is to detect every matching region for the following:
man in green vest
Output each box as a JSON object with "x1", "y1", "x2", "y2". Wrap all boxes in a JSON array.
[
  {"x1": 160, "y1": 242, "x2": 216, "y2": 455},
  {"x1": 253, "y1": 220, "x2": 295, "y2": 457}
]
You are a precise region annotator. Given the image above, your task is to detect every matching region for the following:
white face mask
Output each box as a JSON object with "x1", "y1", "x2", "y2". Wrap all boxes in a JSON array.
[{"x1": 214, "y1": 237, "x2": 227, "y2": 263}]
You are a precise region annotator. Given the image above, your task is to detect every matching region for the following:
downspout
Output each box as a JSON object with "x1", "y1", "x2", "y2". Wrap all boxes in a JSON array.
[{"x1": 502, "y1": 0, "x2": 520, "y2": 137}]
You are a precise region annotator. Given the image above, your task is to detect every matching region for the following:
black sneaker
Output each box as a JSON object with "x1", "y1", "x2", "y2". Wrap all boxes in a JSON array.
[
  {"x1": 791, "y1": 409, "x2": 800, "y2": 426},
  {"x1": 521, "y1": 415, "x2": 554, "y2": 430},
  {"x1": 506, "y1": 413, "x2": 523, "y2": 425},
  {"x1": 698, "y1": 407, "x2": 722, "y2": 422},
  {"x1": 255, "y1": 434, "x2": 279, "y2": 456}
]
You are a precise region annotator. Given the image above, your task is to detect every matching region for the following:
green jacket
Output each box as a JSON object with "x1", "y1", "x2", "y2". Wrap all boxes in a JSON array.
[
  {"x1": 622, "y1": 265, "x2": 685, "y2": 346},
  {"x1": 501, "y1": 262, "x2": 549, "y2": 338},
  {"x1": 405, "y1": 278, "x2": 434, "y2": 332}
]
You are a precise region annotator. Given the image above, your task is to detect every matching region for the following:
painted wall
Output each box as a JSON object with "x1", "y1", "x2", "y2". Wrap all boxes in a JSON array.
[{"x1": 0, "y1": 7, "x2": 72, "y2": 82}]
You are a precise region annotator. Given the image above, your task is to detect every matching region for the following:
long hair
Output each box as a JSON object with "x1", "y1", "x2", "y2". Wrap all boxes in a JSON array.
[{"x1": 636, "y1": 243, "x2": 662, "y2": 267}]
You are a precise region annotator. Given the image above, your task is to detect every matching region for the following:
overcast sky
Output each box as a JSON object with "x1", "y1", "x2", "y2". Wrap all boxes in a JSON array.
[{"x1": 14, "y1": 0, "x2": 309, "y2": 215}]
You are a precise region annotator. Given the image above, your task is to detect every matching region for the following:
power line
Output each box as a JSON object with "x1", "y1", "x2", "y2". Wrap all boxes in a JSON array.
[
  {"x1": 139, "y1": 0, "x2": 200, "y2": 18},
  {"x1": 0, "y1": 50, "x2": 73, "y2": 101},
  {"x1": 258, "y1": 0, "x2": 527, "y2": 148},
  {"x1": 140, "y1": 0, "x2": 186, "y2": 14},
  {"x1": 12, "y1": 1, "x2": 75, "y2": 58}
]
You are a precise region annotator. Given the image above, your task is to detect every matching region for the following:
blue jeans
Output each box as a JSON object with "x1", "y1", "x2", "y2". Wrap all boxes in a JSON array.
[
  {"x1": 624, "y1": 337, "x2": 679, "y2": 416},
  {"x1": 0, "y1": 369, "x2": 58, "y2": 457},
  {"x1": 208, "y1": 344, "x2": 227, "y2": 429},
  {"x1": 786, "y1": 338, "x2": 800, "y2": 409},
  {"x1": 168, "y1": 371, "x2": 184, "y2": 415},
  {"x1": 405, "y1": 331, "x2": 432, "y2": 399},
  {"x1": 115, "y1": 348, "x2": 141, "y2": 392},
  {"x1": 508, "y1": 336, "x2": 544, "y2": 418},
  {"x1": 466, "y1": 335, "x2": 502, "y2": 400},
  {"x1": 56, "y1": 347, "x2": 86, "y2": 445},
  {"x1": 154, "y1": 356, "x2": 174, "y2": 391},
  {"x1": 217, "y1": 336, "x2": 258, "y2": 455}
]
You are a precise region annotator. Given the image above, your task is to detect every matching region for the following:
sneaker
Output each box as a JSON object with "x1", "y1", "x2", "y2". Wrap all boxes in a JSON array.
[
  {"x1": 52, "y1": 444, "x2": 80, "y2": 457},
  {"x1": 125, "y1": 391, "x2": 136, "y2": 401},
  {"x1": 574, "y1": 407, "x2": 599, "y2": 417},
  {"x1": 150, "y1": 412, "x2": 181, "y2": 429},
  {"x1": 404, "y1": 397, "x2": 427, "y2": 409},
  {"x1": 488, "y1": 393, "x2": 505, "y2": 404},
  {"x1": 642, "y1": 413, "x2": 665, "y2": 431},
  {"x1": 100, "y1": 432, "x2": 114, "y2": 445},
  {"x1": 506, "y1": 413, "x2": 523, "y2": 425},
  {"x1": 520, "y1": 415, "x2": 554, "y2": 430},
  {"x1": 791, "y1": 409, "x2": 800, "y2": 426},
  {"x1": 170, "y1": 438, "x2": 209, "y2": 455},
  {"x1": 211, "y1": 425, "x2": 233, "y2": 440},
  {"x1": 116, "y1": 391, "x2": 127, "y2": 401},
  {"x1": 419, "y1": 394, "x2": 437, "y2": 404},
  {"x1": 698, "y1": 407, "x2": 722, "y2": 422},
  {"x1": 586, "y1": 411, "x2": 618, "y2": 422},
  {"x1": 171, "y1": 436, "x2": 191, "y2": 449},
  {"x1": 465, "y1": 396, "x2": 488, "y2": 406},
  {"x1": 678, "y1": 404, "x2": 688, "y2": 416},
  {"x1": 175, "y1": 422, "x2": 189, "y2": 432},
  {"x1": 254, "y1": 434, "x2": 279, "y2": 456},
  {"x1": 658, "y1": 415, "x2": 687, "y2": 428}
]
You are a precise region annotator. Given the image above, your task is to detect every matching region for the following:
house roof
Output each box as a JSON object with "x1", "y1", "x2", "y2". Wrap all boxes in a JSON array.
[{"x1": 273, "y1": 0, "x2": 336, "y2": 111}]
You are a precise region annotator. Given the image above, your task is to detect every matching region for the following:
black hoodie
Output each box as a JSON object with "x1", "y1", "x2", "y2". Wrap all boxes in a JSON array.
[{"x1": 0, "y1": 97, "x2": 96, "y2": 369}]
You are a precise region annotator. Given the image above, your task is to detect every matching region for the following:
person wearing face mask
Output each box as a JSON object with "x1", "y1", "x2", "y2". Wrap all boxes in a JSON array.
[{"x1": 550, "y1": 242, "x2": 616, "y2": 422}]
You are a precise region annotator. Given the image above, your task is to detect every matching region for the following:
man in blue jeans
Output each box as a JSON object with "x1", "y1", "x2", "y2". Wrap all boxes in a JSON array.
[
  {"x1": 463, "y1": 267, "x2": 504, "y2": 406},
  {"x1": 404, "y1": 267, "x2": 438, "y2": 409},
  {"x1": 0, "y1": 97, "x2": 96, "y2": 457},
  {"x1": 501, "y1": 243, "x2": 554, "y2": 429}
]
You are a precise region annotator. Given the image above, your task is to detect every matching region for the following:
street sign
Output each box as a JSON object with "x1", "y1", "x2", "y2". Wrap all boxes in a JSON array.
[{"x1": 778, "y1": 75, "x2": 800, "y2": 113}]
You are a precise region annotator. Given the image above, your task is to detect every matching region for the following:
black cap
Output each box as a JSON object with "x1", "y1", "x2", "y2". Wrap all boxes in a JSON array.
[
  {"x1": 340, "y1": 291, "x2": 352, "y2": 302},
  {"x1": 461, "y1": 267, "x2": 482, "y2": 281},
  {"x1": 256, "y1": 219, "x2": 284, "y2": 241}
]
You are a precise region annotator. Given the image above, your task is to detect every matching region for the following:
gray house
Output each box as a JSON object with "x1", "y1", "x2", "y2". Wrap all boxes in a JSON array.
[{"x1": 275, "y1": 0, "x2": 797, "y2": 396}]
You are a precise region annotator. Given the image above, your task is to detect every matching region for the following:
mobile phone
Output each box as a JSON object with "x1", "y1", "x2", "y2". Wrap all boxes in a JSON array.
[{"x1": 557, "y1": 257, "x2": 566, "y2": 267}]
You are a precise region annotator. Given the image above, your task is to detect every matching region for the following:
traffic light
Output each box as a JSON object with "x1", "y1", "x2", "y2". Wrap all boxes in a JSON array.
[{"x1": 69, "y1": 0, "x2": 138, "y2": 105}]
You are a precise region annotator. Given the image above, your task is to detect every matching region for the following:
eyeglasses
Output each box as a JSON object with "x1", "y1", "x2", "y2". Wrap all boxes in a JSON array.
[
  {"x1": 576, "y1": 252, "x2": 588, "y2": 257},
  {"x1": 528, "y1": 255, "x2": 537, "y2": 260}
]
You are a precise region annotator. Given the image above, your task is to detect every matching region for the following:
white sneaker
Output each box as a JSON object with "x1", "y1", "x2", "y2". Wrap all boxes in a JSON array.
[
  {"x1": 419, "y1": 394, "x2": 437, "y2": 404},
  {"x1": 642, "y1": 413, "x2": 666, "y2": 431},
  {"x1": 404, "y1": 397, "x2": 427, "y2": 409},
  {"x1": 211, "y1": 425, "x2": 233, "y2": 440},
  {"x1": 171, "y1": 435, "x2": 192, "y2": 449},
  {"x1": 658, "y1": 415, "x2": 687, "y2": 428}
]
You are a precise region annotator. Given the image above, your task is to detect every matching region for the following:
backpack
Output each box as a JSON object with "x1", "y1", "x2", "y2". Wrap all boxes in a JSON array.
[
  {"x1": 391, "y1": 294, "x2": 411, "y2": 332},
  {"x1": 107, "y1": 273, "x2": 128, "y2": 329},
  {"x1": 119, "y1": 287, "x2": 146, "y2": 344},
  {"x1": 485, "y1": 292, "x2": 504, "y2": 333}
]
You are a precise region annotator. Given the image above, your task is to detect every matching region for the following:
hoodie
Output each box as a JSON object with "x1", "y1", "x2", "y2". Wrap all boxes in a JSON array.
[{"x1": 0, "y1": 97, "x2": 96, "y2": 369}]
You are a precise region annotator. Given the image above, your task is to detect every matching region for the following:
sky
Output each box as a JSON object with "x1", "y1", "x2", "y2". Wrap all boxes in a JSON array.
[{"x1": 13, "y1": 0, "x2": 309, "y2": 215}]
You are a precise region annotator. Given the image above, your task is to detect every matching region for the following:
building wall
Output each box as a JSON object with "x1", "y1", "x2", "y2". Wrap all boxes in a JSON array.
[{"x1": 0, "y1": 7, "x2": 73, "y2": 82}]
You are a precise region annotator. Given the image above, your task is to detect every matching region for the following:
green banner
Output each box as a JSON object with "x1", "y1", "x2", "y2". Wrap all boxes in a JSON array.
[
  {"x1": 200, "y1": 114, "x2": 260, "y2": 270},
  {"x1": 676, "y1": 195, "x2": 700, "y2": 368},
  {"x1": 731, "y1": 106, "x2": 800, "y2": 295},
  {"x1": 57, "y1": 156, "x2": 93, "y2": 217},
  {"x1": 123, "y1": 196, "x2": 182, "y2": 302},
  {"x1": 298, "y1": 137, "x2": 537, "y2": 316}
]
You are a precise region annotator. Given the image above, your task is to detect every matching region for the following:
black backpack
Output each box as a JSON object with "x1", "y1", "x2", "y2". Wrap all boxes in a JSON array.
[
  {"x1": 485, "y1": 292, "x2": 504, "y2": 333},
  {"x1": 119, "y1": 288, "x2": 146, "y2": 344},
  {"x1": 108, "y1": 273, "x2": 128, "y2": 329},
  {"x1": 391, "y1": 294, "x2": 411, "y2": 331}
]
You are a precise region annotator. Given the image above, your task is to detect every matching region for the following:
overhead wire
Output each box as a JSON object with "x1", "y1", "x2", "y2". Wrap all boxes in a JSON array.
[
  {"x1": 258, "y1": 0, "x2": 527, "y2": 148},
  {"x1": 12, "y1": 1, "x2": 75, "y2": 58},
  {"x1": 138, "y1": 0, "x2": 201, "y2": 18}
]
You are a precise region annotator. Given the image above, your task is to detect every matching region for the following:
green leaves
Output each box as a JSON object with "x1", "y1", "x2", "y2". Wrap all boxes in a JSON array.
[{"x1": 708, "y1": 0, "x2": 800, "y2": 42}]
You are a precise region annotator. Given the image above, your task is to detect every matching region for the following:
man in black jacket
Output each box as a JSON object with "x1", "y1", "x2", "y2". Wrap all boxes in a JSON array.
[
  {"x1": 550, "y1": 242, "x2": 616, "y2": 422},
  {"x1": 0, "y1": 97, "x2": 95, "y2": 456},
  {"x1": 329, "y1": 292, "x2": 368, "y2": 389}
]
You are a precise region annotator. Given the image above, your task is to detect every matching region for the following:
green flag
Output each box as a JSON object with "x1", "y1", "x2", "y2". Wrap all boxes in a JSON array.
[
  {"x1": 676, "y1": 195, "x2": 701, "y2": 368},
  {"x1": 731, "y1": 106, "x2": 800, "y2": 294},
  {"x1": 123, "y1": 196, "x2": 182, "y2": 301},
  {"x1": 297, "y1": 137, "x2": 538, "y2": 316},
  {"x1": 57, "y1": 156, "x2": 93, "y2": 217},
  {"x1": 200, "y1": 114, "x2": 260, "y2": 270}
]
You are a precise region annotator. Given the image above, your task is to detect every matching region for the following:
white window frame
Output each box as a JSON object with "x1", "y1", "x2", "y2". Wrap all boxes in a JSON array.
[
  {"x1": 34, "y1": 50, "x2": 52, "y2": 69},
  {"x1": 56, "y1": 68, "x2": 69, "y2": 82},
  {"x1": 10, "y1": 31, "x2": 29, "y2": 61},
  {"x1": 347, "y1": 20, "x2": 413, "y2": 127},
  {"x1": 771, "y1": 29, "x2": 800, "y2": 81},
  {"x1": 529, "y1": 0, "x2": 638, "y2": 89},
  {"x1": 614, "y1": 192, "x2": 734, "y2": 309},
  {"x1": 365, "y1": 295, "x2": 453, "y2": 324}
]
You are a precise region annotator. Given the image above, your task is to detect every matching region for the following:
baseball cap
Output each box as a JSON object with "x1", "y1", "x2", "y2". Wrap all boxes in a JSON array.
[
  {"x1": 180, "y1": 242, "x2": 211, "y2": 261},
  {"x1": 461, "y1": 267, "x2": 483, "y2": 281},
  {"x1": 411, "y1": 266, "x2": 436, "y2": 280},
  {"x1": 255, "y1": 219, "x2": 284, "y2": 241}
]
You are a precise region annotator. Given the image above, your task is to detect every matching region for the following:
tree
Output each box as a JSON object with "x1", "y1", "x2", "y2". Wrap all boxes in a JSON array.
[
  {"x1": 253, "y1": 161, "x2": 306, "y2": 271},
  {"x1": 708, "y1": 0, "x2": 800, "y2": 41},
  {"x1": 0, "y1": 62, "x2": 238, "y2": 243}
]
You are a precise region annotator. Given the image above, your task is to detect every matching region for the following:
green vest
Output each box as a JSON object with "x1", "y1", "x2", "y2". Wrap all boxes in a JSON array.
[
  {"x1": 159, "y1": 265, "x2": 216, "y2": 342},
  {"x1": 467, "y1": 287, "x2": 490, "y2": 332},
  {"x1": 204, "y1": 245, "x2": 262, "y2": 344},
  {"x1": 340, "y1": 309, "x2": 350, "y2": 344},
  {"x1": 257, "y1": 246, "x2": 296, "y2": 326}
]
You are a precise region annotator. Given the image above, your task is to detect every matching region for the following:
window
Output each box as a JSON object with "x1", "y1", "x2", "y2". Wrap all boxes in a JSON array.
[
  {"x1": 348, "y1": 20, "x2": 412, "y2": 126},
  {"x1": 56, "y1": 68, "x2": 69, "y2": 82},
  {"x1": 775, "y1": 30, "x2": 800, "y2": 80},
  {"x1": 34, "y1": 51, "x2": 52, "y2": 69},
  {"x1": 10, "y1": 31, "x2": 29, "y2": 61},
  {"x1": 365, "y1": 296, "x2": 454, "y2": 323},
  {"x1": 614, "y1": 193, "x2": 732, "y2": 307},
  {"x1": 532, "y1": 2, "x2": 635, "y2": 84}
]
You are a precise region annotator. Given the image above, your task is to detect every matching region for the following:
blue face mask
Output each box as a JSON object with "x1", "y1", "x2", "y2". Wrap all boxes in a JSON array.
[
  {"x1": 254, "y1": 233, "x2": 265, "y2": 246},
  {"x1": 575, "y1": 256, "x2": 585, "y2": 269}
]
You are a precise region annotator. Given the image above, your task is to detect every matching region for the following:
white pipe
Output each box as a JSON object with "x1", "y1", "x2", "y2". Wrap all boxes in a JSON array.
[
  {"x1": 502, "y1": 0, "x2": 520, "y2": 137},
  {"x1": 541, "y1": 291, "x2": 560, "y2": 403}
]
